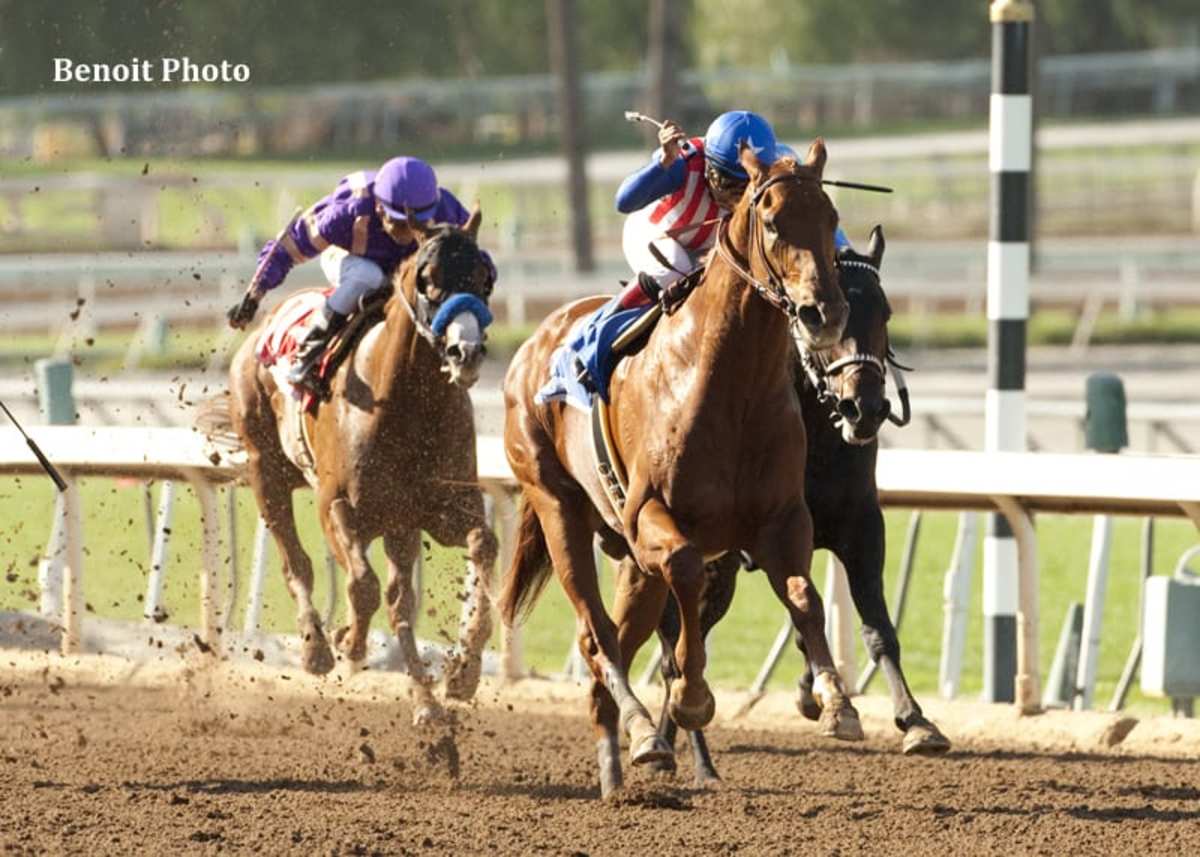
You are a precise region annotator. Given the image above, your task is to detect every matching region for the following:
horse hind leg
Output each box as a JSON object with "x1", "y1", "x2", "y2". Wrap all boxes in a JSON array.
[
  {"x1": 322, "y1": 497, "x2": 382, "y2": 673},
  {"x1": 528, "y1": 486, "x2": 669, "y2": 777},
  {"x1": 244, "y1": 448, "x2": 334, "y2": 675},
  {"x1": 383, "y1": 529, "x2": 443, "y2": 726},
  {"x1": 231, "y1": 352, "x2": 333, "y2": 675}
]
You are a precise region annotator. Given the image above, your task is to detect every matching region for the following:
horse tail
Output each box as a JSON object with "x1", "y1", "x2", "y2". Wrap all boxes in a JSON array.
[
  {"x1": 193, "y1": 390, "x2": 244, "y2": 454},
  {"x1": 498, "y1": 498, "x2": 553, "y2": 626}
]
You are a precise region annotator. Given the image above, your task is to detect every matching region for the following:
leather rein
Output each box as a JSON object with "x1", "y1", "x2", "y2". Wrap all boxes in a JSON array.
[{"x1": 713, "y1": 171, "x2": 818, "y2": 321}]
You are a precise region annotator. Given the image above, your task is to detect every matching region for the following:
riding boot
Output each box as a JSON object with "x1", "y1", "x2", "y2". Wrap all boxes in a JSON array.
[
  {"x1": 616, "y1": 272, "x2": 661, "y2": 309},
  {"x1": 287, "y1": 306, "x2": 347, "y2": 390}
]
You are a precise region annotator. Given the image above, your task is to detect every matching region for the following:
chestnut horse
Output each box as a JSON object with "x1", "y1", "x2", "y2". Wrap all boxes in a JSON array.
[
  {"x1": 500, "y1": 141, "x2": 861, "y2": 797},
  {"x1": 225, "y1": 210, "x2": 498, "y2": 724},
  {"x1": 648, "y1": 227, "x2": 950, "y2": 786}
]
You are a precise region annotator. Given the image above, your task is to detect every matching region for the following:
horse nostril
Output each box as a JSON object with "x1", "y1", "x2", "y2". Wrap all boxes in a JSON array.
[
  {"x1": 836, "y1": 398, "x2": 861, "y2": 424},
  {"x1": 797, "y1": 304, "x2": 823, "y2": 333},
  {"x1": 446, "y1": 343, "x2": 464, "y2": 361}
]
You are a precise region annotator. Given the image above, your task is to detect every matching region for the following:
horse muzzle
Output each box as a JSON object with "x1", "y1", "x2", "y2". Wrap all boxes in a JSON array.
[
  {"x1": 792, "y1": 297, "x2": 848, "y2": 350},
  {"x1": 834, "y1": 395, "x2": 889, "y2": 446},
  {"x1": 442, "y1": 311, "x2": 486, "y2": 388}
]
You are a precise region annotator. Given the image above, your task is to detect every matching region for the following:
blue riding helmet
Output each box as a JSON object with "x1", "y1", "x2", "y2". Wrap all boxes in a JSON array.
[{"x1": 703, "y1": 111, "x2": 778, "y2": 180}]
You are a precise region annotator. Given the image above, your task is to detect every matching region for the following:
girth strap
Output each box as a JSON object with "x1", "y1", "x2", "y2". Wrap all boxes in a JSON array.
[{"x1": 591, "y1": 398, "x2": 628, "y2": 521}]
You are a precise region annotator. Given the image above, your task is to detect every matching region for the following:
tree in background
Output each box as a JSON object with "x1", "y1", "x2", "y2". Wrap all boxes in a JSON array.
[
  {"x1": 688, "y1": 0, "x2": 1196, "y2": 69},
  {"x1": 0, "y1": 0, "x2": 654, "y2": 95}
]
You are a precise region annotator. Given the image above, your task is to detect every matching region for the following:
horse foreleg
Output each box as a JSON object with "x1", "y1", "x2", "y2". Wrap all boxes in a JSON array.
[
  {"x1": 760, "y1": 504, "x2": 863, "y2": 742},
  {"x1": 837, "y1": 511, "x2": 950, "y2": 754},
  {"x1": 633, "y1": 498, "x2": 714, "y2": 732},
  {"x1": 323, "y1": 497, "x2": 381, "y2": 672},
  {"x1": 383, "y1": 529, "x2": 443, "y2": 725},
  {"x1": 653, "y1": 554, "x2": 738, "y2": 784},
  {"x1": 444, "y1": 525, "x2": 499, "y2": 702}
]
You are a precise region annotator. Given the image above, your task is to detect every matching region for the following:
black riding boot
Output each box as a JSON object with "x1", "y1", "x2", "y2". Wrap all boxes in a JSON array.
[{"x1": 288, "y1": 306, "x2": 346, "y2": 390}]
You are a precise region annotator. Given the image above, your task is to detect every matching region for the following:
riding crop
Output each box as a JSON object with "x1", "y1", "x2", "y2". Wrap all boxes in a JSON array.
[
  {"x1": 0, "y1": 399, "x2": 67, "y2": 492},
  {"x1": 623, "y1": 109, "x2": 894, "y2": 194}
]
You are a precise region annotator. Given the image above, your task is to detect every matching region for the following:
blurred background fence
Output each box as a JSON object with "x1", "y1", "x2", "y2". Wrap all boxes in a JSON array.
[{"x1": 2, "y1": 48, "x2": 1198, "y2": 161}]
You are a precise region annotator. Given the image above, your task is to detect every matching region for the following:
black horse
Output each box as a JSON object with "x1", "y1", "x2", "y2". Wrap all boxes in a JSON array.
[{"x1": 645, "y1": 226, "x2": 950, "y2": 784}]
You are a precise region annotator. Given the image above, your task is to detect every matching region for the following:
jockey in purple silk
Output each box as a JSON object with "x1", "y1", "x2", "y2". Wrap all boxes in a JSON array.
[
  {"x1": 614, "y1": 110, "x2": 849, "y2": 309},
  {"x1": 226, "y1": 156, "x2": 494, "y2": 391}
]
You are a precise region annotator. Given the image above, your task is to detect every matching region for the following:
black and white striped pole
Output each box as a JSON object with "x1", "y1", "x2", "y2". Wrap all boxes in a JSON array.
[{"x1": 984, "y1": 0, "x2": 1033, "y2": 704}]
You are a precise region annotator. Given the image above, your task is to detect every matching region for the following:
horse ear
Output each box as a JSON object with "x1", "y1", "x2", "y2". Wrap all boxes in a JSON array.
[
  {"x1": 803, "y1": 137, "x2": 828, "y2": 179},
  {"x1": 738, "y1": 141, "x2": 768, "y2": 184},
  {"x1": 867, "y1": 224, "x2": 885, "y2": 266},
  {"x1": 463, "y1": 204, "x2": 482, "y2": 240}
]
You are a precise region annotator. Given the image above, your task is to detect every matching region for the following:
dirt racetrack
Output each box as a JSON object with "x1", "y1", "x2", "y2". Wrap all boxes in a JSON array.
[{"x1": 1, "y1": 654, "x2": 1198, "y2": 856}]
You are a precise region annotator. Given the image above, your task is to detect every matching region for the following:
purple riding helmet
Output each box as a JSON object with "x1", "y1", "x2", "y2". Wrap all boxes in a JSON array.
[{"x1": 375, "y1": 156, "x2": 440, "y2": 221}]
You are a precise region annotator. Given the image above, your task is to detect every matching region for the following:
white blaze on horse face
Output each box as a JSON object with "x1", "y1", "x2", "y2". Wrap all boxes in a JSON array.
[{"x1": 444, "y1": 311, "x2": 484, "y2": 387}]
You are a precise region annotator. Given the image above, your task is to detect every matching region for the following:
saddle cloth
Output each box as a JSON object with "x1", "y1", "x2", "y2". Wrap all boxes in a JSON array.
[
  {"x1": 534, "y1": 296, "x2": 659, "y2": 412},
  {"x1": 257, "y1": 286, "x2": 389, "y2": 414}
]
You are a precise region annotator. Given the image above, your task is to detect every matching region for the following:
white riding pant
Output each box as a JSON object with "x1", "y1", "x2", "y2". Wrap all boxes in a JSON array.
[
  {"x1": 320, "y1": 246, "x2": 387, "y2": 317},
  {"x1": 621, "y1": 207, "x2": 706, "y2": 289}
]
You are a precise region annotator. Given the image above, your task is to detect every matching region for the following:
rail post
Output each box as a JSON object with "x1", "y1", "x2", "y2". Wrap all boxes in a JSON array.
[
  {"x1": 984, "y1": 0, "x2": 1034, "y2": 703},
  {"x1": 30, "y1": 363, "x2": 84, "y2": 655},
  {"x1": 1074, "y1": 373, "x2": 1128, "y2": 709}
]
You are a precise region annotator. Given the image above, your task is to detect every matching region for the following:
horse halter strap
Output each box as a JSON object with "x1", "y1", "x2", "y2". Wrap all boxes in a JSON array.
[
  {"x1": 397, "y1": 281, "x2": 445, "y2": 354},
  {"x1": 714, "y1": 171, "x2": 824, "y2": 320},
  {"x1": 795, "y1": 256, "x2": 913, "y2": 428}
]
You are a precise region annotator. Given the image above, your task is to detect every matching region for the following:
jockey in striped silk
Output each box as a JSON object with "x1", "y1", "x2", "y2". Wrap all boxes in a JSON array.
[
  {"x1": 614, "y1": 110, "x2": 849, "y2": 309},
  {"x1": 225, "y1": 156, "x2": 494, "y2": 391}
]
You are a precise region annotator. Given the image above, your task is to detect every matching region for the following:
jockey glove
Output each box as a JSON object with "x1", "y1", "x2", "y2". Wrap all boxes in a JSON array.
[{"x1": 226, "y1": 292, "x2": 260, "y2": 329}]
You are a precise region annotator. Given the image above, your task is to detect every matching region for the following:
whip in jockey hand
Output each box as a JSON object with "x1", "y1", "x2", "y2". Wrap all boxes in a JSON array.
[
  {"x1": 226, "y1": 156, "x2": 494, "y2": 392},
  {"x1": 614, "y1": 110, "x2": 849, "y2": 311}
]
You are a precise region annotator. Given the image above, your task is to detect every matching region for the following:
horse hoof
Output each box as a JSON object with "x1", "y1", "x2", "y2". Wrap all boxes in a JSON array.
[
  {"x1": 902, "y1": 721, "x2": 951, "y2": 755},
  {"x1": 796, "y1": 686, "x2": 821, "y2": 722},
  {"x1": 301, "y1": 641, "x2": 336, "y2": 676},
  {"x1": 629, "y1": 733, "x2": 673, "y2": 767},
  {"x1": 599, "y1": 775, "x2": 624, "y2": 801},
  {"x1": 645, "y1": 755, "x2": 677, "y2": 776},
  {"x1": 819, "y1": 704, "x2": 865, "y2": 742},
  {"x1": 669, "y1": 683, "x2": 716, "y2": 731},
  {"x1": 411, "y1": 702, "x2": 445, "y2": 727},
  {"x1": 443, "y1": 658, "x2": 482, "y2": 702},
  {"x1": 693, "y1": 771, "x2": 722, "y2": 790}
]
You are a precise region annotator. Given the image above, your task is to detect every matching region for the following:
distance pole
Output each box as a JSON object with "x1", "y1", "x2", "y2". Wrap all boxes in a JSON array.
[{"x1": 984, "y1": 0, "x2": 1034, "y2": 703}]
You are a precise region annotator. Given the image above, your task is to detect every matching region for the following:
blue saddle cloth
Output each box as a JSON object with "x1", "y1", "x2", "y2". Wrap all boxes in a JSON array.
[{"x1": 535, "y1": 296, "x2": 655, "y2": 412}]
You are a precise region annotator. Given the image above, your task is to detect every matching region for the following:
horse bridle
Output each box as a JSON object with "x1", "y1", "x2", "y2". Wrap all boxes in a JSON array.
[
  {"x1": 396, "y1": 230, "x2": 495, "y2": 357},
  {"x1": 794, "y1": 258, "x2": 912, "y2": 428},
  {"x1": 714, "y1": 171, "x2": 829, "y2": 320}
]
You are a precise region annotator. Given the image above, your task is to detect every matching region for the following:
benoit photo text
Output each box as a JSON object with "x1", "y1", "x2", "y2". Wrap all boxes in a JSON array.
[{"x1": 52, "y1": 57, "x2": 251, "y2": 84}]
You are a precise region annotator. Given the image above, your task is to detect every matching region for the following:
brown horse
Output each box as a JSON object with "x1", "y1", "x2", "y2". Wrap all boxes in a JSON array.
[
  {"x1": 648, "y1": 228, "x2": 950, "y2": 786},
  {"x1": 500, "y1": 141, "x2": 861, "y2": 797},
  {"x1": 225, "y1": 210, "x2": 498, "y2": 724}
]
